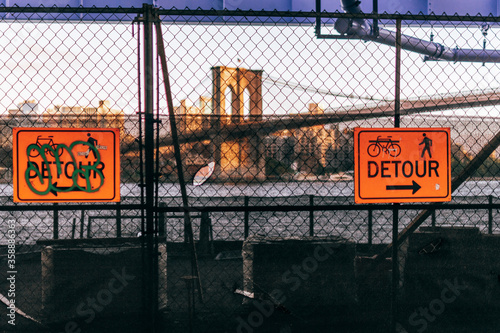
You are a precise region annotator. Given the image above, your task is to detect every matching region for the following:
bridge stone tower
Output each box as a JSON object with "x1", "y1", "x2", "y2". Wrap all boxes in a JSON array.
[{"x1": 211, "y1": 66, "x2": 265, "y2": 181}]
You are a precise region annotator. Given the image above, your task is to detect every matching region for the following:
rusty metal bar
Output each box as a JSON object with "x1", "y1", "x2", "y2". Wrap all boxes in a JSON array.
[
  {"x1": 377, "y1": 128, "x2": 500, "y2": 260},
  {"x1": 154, "y1": 11, "x2": 204, "y2": 303}
]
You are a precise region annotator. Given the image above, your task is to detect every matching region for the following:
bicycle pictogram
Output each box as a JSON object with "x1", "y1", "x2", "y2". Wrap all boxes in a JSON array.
[
  {"x1": 28, "y1": 135, "x2": 61, "y2": 158},
  {"x1": 367, "y1": 136, "x2": 401, "y2": 157}
]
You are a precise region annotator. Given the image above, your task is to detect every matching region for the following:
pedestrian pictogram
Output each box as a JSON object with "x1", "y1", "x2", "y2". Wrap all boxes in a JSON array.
[
  {"x1": 13, "y1": 128, "x2": 120, "y2": 202},
  {"x1": 354, "y1": 128, "x2": 451, "y2": 203},
  {"x1": 86, "y1": 133, "x2": 98, "y2": 159},
  {"x1": 419, "y1": 133, "x2": 432, "y2": 158}
]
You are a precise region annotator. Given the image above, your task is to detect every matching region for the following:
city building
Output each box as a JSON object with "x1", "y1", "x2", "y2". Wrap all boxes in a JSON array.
[
  {"x1": 174, "y1": 96, "x2": 212, "y2": 133},
  {"x1": 6, "y1": 100, "x2": 43, "y2": 127},
  {"x1": 43, "y1": 100, "x2": 125, "y2": 133},
  {"x1": 268, "y1": 103, "x2": 348, "y2": 176}
]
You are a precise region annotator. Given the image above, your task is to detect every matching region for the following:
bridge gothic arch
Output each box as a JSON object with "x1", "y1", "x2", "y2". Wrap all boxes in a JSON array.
[
  {"x1": 211, "y1": 66, "x2": 263, "y2": 124},
  {"x1": 210, "y1": 66, "x2": 265, "y2": 181}
]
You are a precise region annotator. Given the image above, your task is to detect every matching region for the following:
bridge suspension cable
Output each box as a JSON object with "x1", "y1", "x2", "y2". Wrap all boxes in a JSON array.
[
  {"x1": 262, "y1": 74, "x2": 388, "y2": 101},
  {"x1": 180, "y1": 74, "x2": 212, "y2": 101}
]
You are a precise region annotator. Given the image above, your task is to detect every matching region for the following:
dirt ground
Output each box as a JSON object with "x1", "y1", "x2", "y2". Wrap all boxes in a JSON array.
[{"x1": 1, "y1": 243, "x2": 500, "y2": 333}]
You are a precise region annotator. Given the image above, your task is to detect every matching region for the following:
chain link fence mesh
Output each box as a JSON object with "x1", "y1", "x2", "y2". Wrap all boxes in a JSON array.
[{"x1": 0, "y1": 6, "x2": 499, "y2": 333}]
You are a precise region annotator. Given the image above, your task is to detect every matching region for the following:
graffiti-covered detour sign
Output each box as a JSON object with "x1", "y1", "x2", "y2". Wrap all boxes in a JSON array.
[
  {"x1": 13, "y1": 128, "x2": 120, "y2": 202},
  {"x1": 354, "y1": 128, "x2": 451, "y2": 203}
]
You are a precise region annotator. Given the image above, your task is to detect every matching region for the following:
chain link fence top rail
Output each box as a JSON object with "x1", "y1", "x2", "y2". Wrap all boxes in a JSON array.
[{"x1": 0, "y1": 6, "x2": 500, "y2": 333}]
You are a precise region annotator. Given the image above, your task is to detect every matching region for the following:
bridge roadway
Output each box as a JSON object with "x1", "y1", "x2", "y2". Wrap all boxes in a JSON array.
[{"x1": 159, "y1": 89, "x2": 500, "y2": 147}]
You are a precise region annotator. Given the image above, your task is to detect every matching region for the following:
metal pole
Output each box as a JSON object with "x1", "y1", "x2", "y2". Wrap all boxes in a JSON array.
[
  {"x1": 368, "y1": 209, "x2": 373, "y2": 246},
  {"x1": 391, "y1": 205, "x2": 399, "y2": 332},
  {"x1": 53, "y1": 203, "x2": 59, "y2": 240},
  {"x1": 154, "y1": 12, "x2": 204, "y2": 303},
  {"x1": 372, "y1": 0, "x2": 378, "y2": 36},
  {"x1": 489, "y1": 195, "x2": 493, "y2": 234},
  {"x1": 244, "y1": 196, "x2": 249, "y2": 239},
  {"x1": 315, "y1": 0, "x2": 321, "y2": 36},
  {"x1": 391, "y1": 18, "x2": 402, "y2": 333},
  {"x1": 71, "y1": 218, "x2": 76, "y2": 240},
  {"x1": 143, "y1": 4, "x2": 158, "y2": 331},
  {"x1": 337, "y1": 0, "x2": 500, "y2": 63},
  {"x1": 80, "y1": 210, "x2": 84, "y2": 239},
  {"x1": 87, "y1": 216, "x2": 92, "y2": 238},
  {"x1": 394, "y1": 19, "x2": 401, "y2": 129},
  {"x1": 116, "y1": 201, "x2": 122, "y2": 238},
  {"x1": 159, "y1": 202, "x2": 166, "y2": 238},
  {"x1": 309, "y1": 195, "x2": 314, "y2": 237}
]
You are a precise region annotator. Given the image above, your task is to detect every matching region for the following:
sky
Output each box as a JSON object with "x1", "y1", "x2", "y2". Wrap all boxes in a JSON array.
[{"x1": 1, "y1": 16, "x2": 500, "y2": 119}]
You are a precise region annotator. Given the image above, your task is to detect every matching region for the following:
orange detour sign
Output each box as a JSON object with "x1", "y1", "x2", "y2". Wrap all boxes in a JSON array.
[
  {"x1": 354, "y1": 128, "x2": 451, "y2": 203},
  {"x1": 13, "y1": 128, "x2": 120, "y2": 202}
]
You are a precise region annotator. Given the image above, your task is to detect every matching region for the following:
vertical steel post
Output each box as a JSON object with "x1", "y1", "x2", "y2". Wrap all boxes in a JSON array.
[
  {"x1": 315, "y1": 0, "x2": 321, "y2": 36},
  {"x1": 80, "y1": 210, "x2": 84, "y2": 239},
  {"x1": 87, "y1": 216, "x2": 92, "y2": 238},
  {"x1": 372, "y1": 0, "x2": 378, "y2": 36},
  {"x1": 368, "y1": 209, "x2": 373, "y2": 246},
  {"x1": 309, "y1": 195, "x2": 314, "y2": 236},
  {"x1": 159, "y1": 202, "x2": 166, "y2": 238},
  {"x1": 155, "y1": 12, "x2": 204, "y2": 303},
  {"x1": 489, "y1": 195, "x2": 493, "y2": 234},
  {"x1": 211, "y1": 67, "x2": 222, "y2": 178},
  {"x1": 244, "y1": 196, "x2": 250, "y2": 239},
  {"x1": 394, "y1": 19, "x2": 401, "y2": 129},
  {"x1": 391, "y1": 18, "x2": 402, "y2": 333},
  {"x1": 116, "y1": 201, "x2": 122, "y2": 238},
  {"x1": 143, "y1": 4, "x2": 158, "y2": 331},
  {"x1": 71, "y1": 218, "x2": 76, "y2": 240},
  {"x1": 53, "y1": 203, "x2": 59, "y2": 240}
]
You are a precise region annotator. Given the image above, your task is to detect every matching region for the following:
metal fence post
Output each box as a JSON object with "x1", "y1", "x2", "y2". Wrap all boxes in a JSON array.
[
  {"x1": 71, "y1": 218, "x2": 76, "y2": 239},
  {"x1": 116, "y1": 201, "x2": 122, "y2": 238},
  {"x1": 199, "y1": 211, "x2": 213, "y2": 254},
  {"x1": 244, "y1": 196, "x2": 250, "y2": 239},
  {"x1": 159, "y1": 202, "x2": 166, "y2": 238},
  {"x1": 80, "y1": 210, "x2": 85, "y2": 239},
  {"x1": 309, "y1": 194, "x2": 314, "y2": 237},
  {"x1": 368, "y1": 209, "x2": 373, "y2": 246},
  {"x1": 489, "y1": 195, "x2": 493, "y2": 234},
  {"x1": 53, "y1": 203, "x2": 59, "y2": 240},
  {"x1": 391, "y1": 18, "x2": 402, "y2": 333},
  {"x1": 143, "y1": 4, "x2": 158, "y2": 330},
  {"x1": 87, "y1": 216, "x2": 92, "y2": 238}
]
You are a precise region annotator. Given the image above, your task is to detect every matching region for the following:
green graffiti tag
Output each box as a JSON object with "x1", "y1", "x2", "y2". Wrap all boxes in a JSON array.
[{"x1": 25, "y1": 141, "x2": 104, "y2": 196}]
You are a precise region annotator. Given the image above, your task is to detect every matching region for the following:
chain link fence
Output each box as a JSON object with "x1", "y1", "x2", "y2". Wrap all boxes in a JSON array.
[{"x1": 0, "y1": 5, "x2": 500, "y2": 333}]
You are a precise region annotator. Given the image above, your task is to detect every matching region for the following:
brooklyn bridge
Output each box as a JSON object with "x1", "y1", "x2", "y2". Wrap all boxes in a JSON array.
[
  {"x1": 3, "y1": 66, "x2": 500, "y2": 183},
  {"x1": 158, "y1": 66, "x2": 500, "y2": 182}
]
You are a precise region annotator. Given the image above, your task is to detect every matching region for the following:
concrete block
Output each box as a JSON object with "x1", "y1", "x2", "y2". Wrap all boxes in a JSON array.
[
  {"x1": 39, "y1": 238, "x2": 167, "y2": 324},
  {"x1": 403, "y1": 227, "x2": 500, "y2": 308},
  {"x1": 242, "y1": 236, "x2": 356, "y2": 313}
]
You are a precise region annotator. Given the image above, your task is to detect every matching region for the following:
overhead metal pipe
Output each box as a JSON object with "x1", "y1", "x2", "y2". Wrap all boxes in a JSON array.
[{"x1": 335, "y1": 0, "x2": 500, "y2": 63}]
